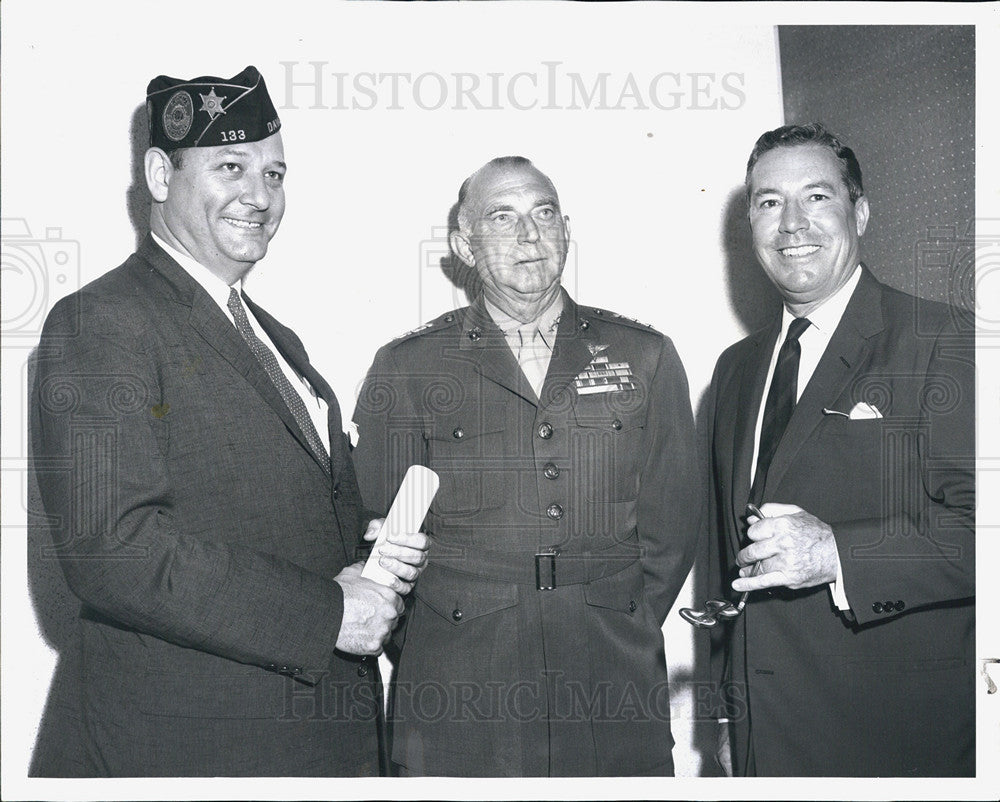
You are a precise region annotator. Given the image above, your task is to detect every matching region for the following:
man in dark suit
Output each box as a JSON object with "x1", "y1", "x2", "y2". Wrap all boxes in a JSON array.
[
  {"x1": 705, "y1": 123, "x2": 974, "y2": 776},
  {"x1": 30, "y1": 66, "x2": 428, "y2": 776},
  {"x1": 352, "y1": 156, "x2": 702, "y2": 776}
]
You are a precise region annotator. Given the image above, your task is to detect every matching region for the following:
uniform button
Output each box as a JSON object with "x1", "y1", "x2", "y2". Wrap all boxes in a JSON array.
[
  {"x1": 452, "y1": 608, "x2": 463, "y2": 622},
  {"x1": 611, "y1": 418, "x2": 623, "y2": 430},
  {"x1": 593, "y1": 308, "x2": 604, "y2": 315},
  {"x1": 537, "y1": 422, "x2": 553, "y2": 439},
  {"x1": 628, "y1": 599, "x2": 637, "y2": 613},
  {"x1": 468, "y1": 327, "x2": 482, "y2": 341},
  {"x1": 358, "y1": 664, "x2": 369, "y2": 677},
  {"x1": 579, "y1": 319, "x2": 590, "y2": 330},
  {"x1": 292, "y1": 667, "x2": 302, "y2": 676},
  {"x1": 543, "y1": 462, "x2": 560, "y2": 479},
  {"x1": 883, "y1": 600, "x2": 895, "y2": 612},
  {"x1": 444, "y1": 313, "x2": 455, "y2": 323},
  {"x1": 872, "y1": 602, "x2": 884, "y2": 614},
  {"x1": 332, "y1": 484, "x2": 340, "y2": 499},
  {"x1": 546, "y1": 503, "x2": 564, "y2": 520},
  {"x1": 896, "y1": 600, "x2": 905, "y2": 611},
  {"x1": 265, "y1": 663, "x2": 277, "y2": 671},
  {"x1": 453, "y1": 427, "x2": 465, "y2": 439}
]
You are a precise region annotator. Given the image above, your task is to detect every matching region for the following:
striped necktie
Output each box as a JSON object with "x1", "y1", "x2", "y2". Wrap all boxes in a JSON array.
[{"x1": 227, "y1": 288, "x2": 331, "y2": 474}]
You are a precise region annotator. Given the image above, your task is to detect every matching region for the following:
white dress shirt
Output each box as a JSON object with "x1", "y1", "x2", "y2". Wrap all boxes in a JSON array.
[
  {"x1": 750, "y1": 265, "x2": 863, "y2": 611},
  {"x1": 151, "y1": 232, "x2": 330, "y2": 454}
]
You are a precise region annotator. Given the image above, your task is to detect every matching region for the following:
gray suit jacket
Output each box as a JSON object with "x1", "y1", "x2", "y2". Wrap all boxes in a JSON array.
[
  {"x1": 706, "y1": 267, "x2": 975, "y2": 776},
  {"x1": 30, "y1": 236, "x2": 380, "y2": 776}
]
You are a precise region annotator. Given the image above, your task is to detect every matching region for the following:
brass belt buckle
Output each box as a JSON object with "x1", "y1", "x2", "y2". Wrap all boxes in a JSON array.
[{"x1": 535, "y1": 547, "x2": 559, "y2": 590}]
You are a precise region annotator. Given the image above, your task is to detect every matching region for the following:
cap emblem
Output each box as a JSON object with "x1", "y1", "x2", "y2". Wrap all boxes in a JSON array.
[
  {"x1": 162, "y1": 91, "x2": 193, "y2": 142},
  {"x1": 199, "y1": 88, "x2": 227, "y2": 121}
]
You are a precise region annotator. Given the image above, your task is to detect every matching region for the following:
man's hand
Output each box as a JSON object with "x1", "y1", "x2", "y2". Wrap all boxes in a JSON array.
[
  {"x1": 363, "y1": 518, "x2": 430, "y2": 596},
  {"x1": 333, "y1": 562, "x2": 404, "y2": 655},
  {"x1": 732, "y1": 503, "x2": 838, "y2": 592}
]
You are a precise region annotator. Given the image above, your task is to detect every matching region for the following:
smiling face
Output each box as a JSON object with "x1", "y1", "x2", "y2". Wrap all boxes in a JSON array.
[
  {"x1": 451, "y1": 160, "x2": 570, "y2": 319},
  {"x1": 157, "y1": 133, "x2": 286, "y2": 283},
  {"x1": 748, "y1": 143, "x2": 869, "y2": 315}
]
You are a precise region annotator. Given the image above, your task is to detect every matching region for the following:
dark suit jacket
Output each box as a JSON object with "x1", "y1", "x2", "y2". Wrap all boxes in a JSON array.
[
  {"x1": 30, "y1": 236, "x2": 379, "y2": 776},
  {"x1": 352, "y1": 291, "x2": 702, "y2": 776},
  {"x1": 705, "y1": 267, "x2": 975, "y2": 776}
]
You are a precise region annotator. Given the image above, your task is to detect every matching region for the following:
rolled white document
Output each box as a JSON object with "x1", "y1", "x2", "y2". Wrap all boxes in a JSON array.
[{"x1": 361, "y1": 464, "x2": 440, "y2": 586}]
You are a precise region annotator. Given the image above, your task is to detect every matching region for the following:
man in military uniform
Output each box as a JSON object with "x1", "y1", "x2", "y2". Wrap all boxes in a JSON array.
[{"x1": 352, "y1": 156, "x2": 701, "y2": 776}]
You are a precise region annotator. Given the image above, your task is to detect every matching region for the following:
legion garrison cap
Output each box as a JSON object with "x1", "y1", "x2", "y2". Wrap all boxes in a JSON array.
[{"x1": 146, "y1": 65, "x2": 280, "y2": 151}]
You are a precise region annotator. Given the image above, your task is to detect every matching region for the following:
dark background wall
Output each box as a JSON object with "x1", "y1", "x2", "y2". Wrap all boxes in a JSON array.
[{"x1": 778, "y1": 25, "x2": 975, "y2": 311}]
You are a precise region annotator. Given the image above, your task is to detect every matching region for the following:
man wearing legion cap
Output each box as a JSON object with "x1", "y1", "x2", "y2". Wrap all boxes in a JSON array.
[{"x1": 30, "y1": 66, "x2": 427, "y2": 776}]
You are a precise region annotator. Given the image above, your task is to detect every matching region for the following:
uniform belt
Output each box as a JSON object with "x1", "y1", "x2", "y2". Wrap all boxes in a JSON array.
[{"x1": 430, "y1": 532, "x2": 642, "y2": 590}]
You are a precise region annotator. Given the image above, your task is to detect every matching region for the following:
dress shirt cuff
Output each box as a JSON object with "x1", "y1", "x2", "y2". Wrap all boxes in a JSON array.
[{"x1": 828, "y1": 549, "x2": 851, "y2": 611}]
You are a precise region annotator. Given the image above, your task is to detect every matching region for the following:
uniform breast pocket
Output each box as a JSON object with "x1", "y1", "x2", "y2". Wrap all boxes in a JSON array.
[
  {"x1": 570, "y1": 404, "x2": 648, "y2": 502},
  {"x1": 426, "y1": 414, "x2": 506, "y2": 515}
]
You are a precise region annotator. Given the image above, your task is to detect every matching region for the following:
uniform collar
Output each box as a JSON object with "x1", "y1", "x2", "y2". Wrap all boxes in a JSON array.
[{"x1": 483, "y1": 292, "x2": 564, "y2": 349}]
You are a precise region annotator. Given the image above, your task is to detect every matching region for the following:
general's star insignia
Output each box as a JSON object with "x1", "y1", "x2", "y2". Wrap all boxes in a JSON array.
[{"x1": 199, "y1": 88, "x2": 227, "y2": 120}]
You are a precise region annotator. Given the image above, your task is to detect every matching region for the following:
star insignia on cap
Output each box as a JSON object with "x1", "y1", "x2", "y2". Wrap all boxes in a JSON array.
[{"x1": 199, "y1": 88, "x2": 227, "y2": 120}]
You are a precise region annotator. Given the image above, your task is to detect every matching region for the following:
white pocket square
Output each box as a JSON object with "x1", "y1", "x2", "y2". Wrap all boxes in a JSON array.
[
  {"x1": 849, "y1": 401, "x2": 883, "y2": 419},
  {"x1": 823, "y1": 402, "x2": 884, "y2": 420}
]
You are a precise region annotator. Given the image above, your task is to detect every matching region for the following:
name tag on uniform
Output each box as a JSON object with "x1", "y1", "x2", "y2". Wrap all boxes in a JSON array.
[{"x1": 574, "y1": 355, "x2": 636, "y2": 395}]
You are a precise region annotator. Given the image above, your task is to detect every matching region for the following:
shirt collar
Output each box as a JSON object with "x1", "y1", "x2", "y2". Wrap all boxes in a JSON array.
[
  {"x1": 484, "y1": 292, "x2": 565, "y2": 348},
  {"x1": 780, "y1": 264, "x2": 862, "y2": 336},
  {"x1": 151, "y1": 230, "x2": 239, "y2": 311}
]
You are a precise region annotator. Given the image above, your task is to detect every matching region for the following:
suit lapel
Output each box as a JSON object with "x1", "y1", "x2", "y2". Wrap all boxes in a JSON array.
[
  {"x1": 243, "y1": 294, "x2": 344, "y2": 481},
  {"x1": 729, "y1": 323, "x2": 778, "y2": 555},
  {"x1": 763, "y1": 269, "x2": 886, "y2": 498},
  {"x1": 139, "y1": 237, "x2": 332, "y2": 481}
]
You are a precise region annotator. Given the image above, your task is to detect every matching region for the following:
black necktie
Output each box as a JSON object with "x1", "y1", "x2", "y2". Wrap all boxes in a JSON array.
[
  {"x1": 227, "y1": 288, "x2": 331, "y2": 474},
  {"x1": 749, "y1": 316, "x2": 811, "y2": 505}
]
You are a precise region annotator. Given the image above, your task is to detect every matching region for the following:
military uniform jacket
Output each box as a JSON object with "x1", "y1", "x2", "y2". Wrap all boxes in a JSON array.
[
  {"x1": 705, "y1": 268, "x2": 975, "y2": 777},
  {"x1": 31, "y1": 236, "x2": 380, "y2": 776},
  {"x1": 352, "y1": 290, "x2": 701, "y2": 776}
]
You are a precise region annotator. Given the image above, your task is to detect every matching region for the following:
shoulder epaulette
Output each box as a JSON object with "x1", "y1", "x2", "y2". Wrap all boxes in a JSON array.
[
  {"x1": 587, "y1": 307, "x2": 660, "y2": 334},
  {"x1": 390, "y1": 308, "x2": 464, "y2": 343}
]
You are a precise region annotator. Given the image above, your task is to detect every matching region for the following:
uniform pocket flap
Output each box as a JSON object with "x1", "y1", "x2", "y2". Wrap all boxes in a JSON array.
[
  {"x1": 572, "y1": 405, "x2": 648, "y2": 431},
  {"x1": 427, "y1": 413, "x2": 505, "y2": 442},
  {"x1": 583, "y1": 562, "x2": 644, "y2": 613},
  {"x1": 414, "y1": 564, "x2": 519, "y2": 624}
]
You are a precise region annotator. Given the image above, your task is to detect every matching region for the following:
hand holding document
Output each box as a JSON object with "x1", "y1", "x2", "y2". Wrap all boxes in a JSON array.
[{"x1": 362, "y1": 465, "x2": 439, "y2": 587}]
